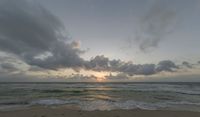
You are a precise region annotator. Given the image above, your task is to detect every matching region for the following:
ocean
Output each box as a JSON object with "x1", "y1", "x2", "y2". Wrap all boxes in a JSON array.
[{"x1": 0, "y1": 82, "x2": 200, "y2": 112}]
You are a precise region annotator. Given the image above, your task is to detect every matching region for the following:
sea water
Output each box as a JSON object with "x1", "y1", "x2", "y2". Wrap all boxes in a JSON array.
[{"x1": 0, "y1": 82, "x2": 200, "y2": 112}]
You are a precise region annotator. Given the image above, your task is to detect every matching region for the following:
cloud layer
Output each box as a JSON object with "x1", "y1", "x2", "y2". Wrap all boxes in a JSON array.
[
  {"x1": 85, "y1": 55, "x2": 179, "y2": 76},
  {"x1": 134, "y1": 0, "x2": 177, "y2": 52},
  {"x1": 0, "y1": 0, "x2": 84, "y2": 70},
  {"x1": 0, "y1": 0, "x2": 198, "y2": 82}
]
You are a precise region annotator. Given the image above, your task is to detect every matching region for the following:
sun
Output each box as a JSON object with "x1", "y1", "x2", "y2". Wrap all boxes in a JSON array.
[
  {"x1": 96, "y1": 77, "x2": 106, "y2": 82},
  {"x1": 78, "y1": 69, "x2": 110, "y2": 82},
  {"x1": 91, "y1": 72, "x2": 108, "y2": 82}
]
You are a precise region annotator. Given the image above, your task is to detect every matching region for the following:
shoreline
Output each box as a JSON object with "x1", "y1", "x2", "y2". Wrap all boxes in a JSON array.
[{"x1": 0, "y1": 106, "x2": 200, "y2": 117}]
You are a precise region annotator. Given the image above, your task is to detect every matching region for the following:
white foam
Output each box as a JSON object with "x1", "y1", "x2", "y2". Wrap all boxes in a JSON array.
[
  {"x1": 166, "y1": 101, "x2": 200, "y2": 106},
  {"x1": 1, "y1": 98, "x2": 200, "y2": 112},
  {"x1": 79, "y1": 100, "x2": 200, "y2": 111},
  {"x1": 30, "y1": 99, "x2": 67, "y2": 105},
  {"x1": 80, "y1": 100, "x2": 115, "y2": 111},
  {"x1": 79, "y1": 100, "x2": 165, "y2": 111}
]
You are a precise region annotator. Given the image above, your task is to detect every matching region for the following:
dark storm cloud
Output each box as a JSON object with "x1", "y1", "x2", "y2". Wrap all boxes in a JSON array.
[
  {"x1": 85, "y1": 56, "x2": 178, "y2": 76},
  {"x1": 27, "y1": 41, "x2": 85, "y2": 69},
  {"x1": 84, "y1": 55, "x2": 110, "y2": 71},
  {"x1": 155, "y1": 60, "x2": 178, "y2": 72},
  {"x1": 117, "y1": 62, "x2": 155, "y2": 76},
  {"x1": 134, "y1": 1, "x2": 177, "y2": 52},
  {"x1": 116, "y1": 60, "x2": 179, "y2": 75},
  {"x1": 0, "y1": 0, "x2": 85, "y2": 69}
]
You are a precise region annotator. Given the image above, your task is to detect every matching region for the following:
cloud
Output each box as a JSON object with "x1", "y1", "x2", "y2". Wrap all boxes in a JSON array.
[
  {"x1": 84, "y1": 56, "x2": 178, "y2": 76},
  {"x1": 117, "y1": 63, "x2": 155, "y2": 76},
  {"x1": 66, "y1": 74, "x2": 97, "y2": 82},
  {"x1": 84, "y1": 55, "x2": 110, "y2": 71},
  {"x1": 70, "y1": 40, "x2": 81, "y2": 49},
  {"x1": 182, "y1": 61, "x2": 193, "y2": 68},
  {"x1": 155, "y1": 60, "x2": 178, "y2": 72},
  {"x1": 0, "y1": 62, "x2": 19, "y2": 73},
  {"x1": 0, "y1": 54, "x2": 28, "y2": 73},
  {"x1": 105, "y1": 73, "x2": 130, "y2": 82},
  {"x1": 0, "y1": 0, "x2": 85, "y2": 70},
  {"x1": 134, "y1": 1, "x2": 177, "y2": 52}
]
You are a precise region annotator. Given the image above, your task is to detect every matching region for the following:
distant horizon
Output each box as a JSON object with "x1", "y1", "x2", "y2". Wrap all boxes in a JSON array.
[{"x1": 0, "y1": 81, "x2": 200, "y2": 83}]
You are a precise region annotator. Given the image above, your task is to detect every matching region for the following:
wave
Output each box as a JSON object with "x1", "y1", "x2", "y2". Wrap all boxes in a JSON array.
[
  {"x1": 1, "y1": 98, "x2": 199, "y2": 111},
  {"x1": 1, "y1": 83, "x2": 200, "y2": 112},
  {"x1": 0, "y1": 98, "x2": 200, "y2": 112},
  {"x1": 80, "y1": 100, "x2": 200, "y2": 111},
  {"x1": 30, "y1": 99, "x2": 71, "y2": 105}
]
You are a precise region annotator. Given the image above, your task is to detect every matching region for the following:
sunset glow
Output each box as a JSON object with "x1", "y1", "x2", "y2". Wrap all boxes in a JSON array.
[{"x1": 96, "y1": 77, "x2": 106, "y2": 82}]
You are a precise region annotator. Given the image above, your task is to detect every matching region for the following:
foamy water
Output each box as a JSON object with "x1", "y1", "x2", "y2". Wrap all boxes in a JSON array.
[{"x1": 0, "y1": 82, "x2": 200, "y2": 112}]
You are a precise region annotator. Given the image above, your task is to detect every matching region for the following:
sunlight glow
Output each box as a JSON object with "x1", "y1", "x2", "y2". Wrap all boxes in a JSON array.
[{"x1": 96, "y1": 77, "x2": 106, "y2": 82}]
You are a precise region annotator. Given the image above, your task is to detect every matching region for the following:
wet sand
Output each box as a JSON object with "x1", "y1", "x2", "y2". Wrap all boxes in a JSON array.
[{"x1": 0, "y1": 107, "x2": 200, "y2": 117}]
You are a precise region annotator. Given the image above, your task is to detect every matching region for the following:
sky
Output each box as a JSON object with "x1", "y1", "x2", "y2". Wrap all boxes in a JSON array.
[{"x1": 0, "y1": 0, "x2": 200, "y2": 82}]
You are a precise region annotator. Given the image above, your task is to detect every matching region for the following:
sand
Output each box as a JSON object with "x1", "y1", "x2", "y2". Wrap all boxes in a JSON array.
[{"x1": 0, "y1": 106, "x2": 200, "y2": 117}]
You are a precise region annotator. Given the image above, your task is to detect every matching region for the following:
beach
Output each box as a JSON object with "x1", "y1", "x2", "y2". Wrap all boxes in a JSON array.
[
  {"x1": 0, "y1": 107, "x2": 200, "y2": 117},
  {"x1": 0, "y1": 0, "x2": 200, "y2": 116}
]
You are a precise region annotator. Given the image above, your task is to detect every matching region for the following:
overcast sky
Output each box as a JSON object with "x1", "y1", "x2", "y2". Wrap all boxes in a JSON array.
[{"x1": 0, "y1": 0, "x2": 200, "y2": 82}]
